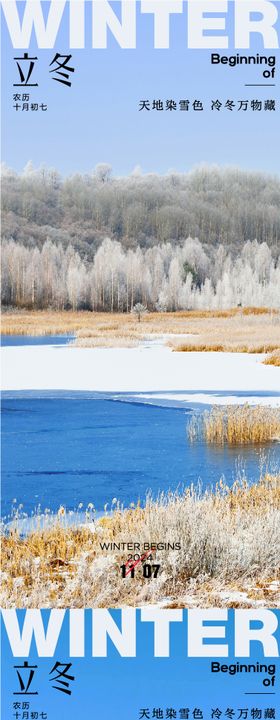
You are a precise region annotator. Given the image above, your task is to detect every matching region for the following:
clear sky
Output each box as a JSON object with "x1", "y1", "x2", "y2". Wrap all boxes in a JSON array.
[{"x1": 1, "y1": 1, "x2": 280, "y2": 176}]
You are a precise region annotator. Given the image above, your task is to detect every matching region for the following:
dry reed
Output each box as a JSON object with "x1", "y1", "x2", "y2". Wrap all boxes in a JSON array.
[
  {"x1": 263, "y1": 350, "x2": 280, "y2": 367},
  {"x1": 1, "y1": 308, "x2": 280, "y2": 357},
  {"x1": 1, "y1": 473, "x2": 279, "y2": 608},
  {"x1": 188, "y1": 405, "x2": 280, "y2": 445},
  {"x1": 174, "y1": 343, "x2": 280, "y2": 353}
]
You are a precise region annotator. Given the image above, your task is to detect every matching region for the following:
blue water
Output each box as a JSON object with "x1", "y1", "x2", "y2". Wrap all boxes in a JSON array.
[
  {"x1": 1, "y1": 334, "x2": 74, "y2": 346},
  {"x1": 1, "y1": 395, "x2": 274, "y2": 520}
]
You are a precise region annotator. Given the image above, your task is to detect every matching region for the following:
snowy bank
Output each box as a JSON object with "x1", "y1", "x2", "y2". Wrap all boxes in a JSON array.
[{"x1": 1, "y1": 343, "x2": 279, "y2": 406}]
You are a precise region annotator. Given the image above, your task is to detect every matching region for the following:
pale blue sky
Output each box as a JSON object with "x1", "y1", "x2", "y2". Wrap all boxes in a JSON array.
[{"x1": 1, "y1": 1, "x2": 279, "y2": 175}]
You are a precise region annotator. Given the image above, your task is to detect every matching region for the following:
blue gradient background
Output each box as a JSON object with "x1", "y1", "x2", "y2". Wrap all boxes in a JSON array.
[
  {"x1": 1, "y1": 0, "x2": 280, "y2": 174},
  {"x1": 1, "y1": 610, "x2": 280, "y2": 720}
]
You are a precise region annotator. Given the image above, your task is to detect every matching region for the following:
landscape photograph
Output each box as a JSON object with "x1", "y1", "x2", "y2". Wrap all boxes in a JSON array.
[
  {"x1": 1, "y1": 0, "x2": 280, "y2": 612},
  {"x1": 2, "y1": 4, "x2": 280, "y2": 720},
  {"x1": 1, "y1": 162, "x2": 280, "y2": 610}
]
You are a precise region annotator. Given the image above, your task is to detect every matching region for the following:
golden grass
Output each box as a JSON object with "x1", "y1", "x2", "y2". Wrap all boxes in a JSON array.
[
  {"x1": 168, "y1": 311, "x2": 280, "y2": 354},
  {"x1": 1, "y1": 473, "x2": 279, "y2": 608},
  {"x1": 1, "y1": 308, "x2": 280, "y2": 354},
  {"x1": 173, "y1": 343, "x2": 280, "y2": 353},
  {"x1": 1, "y1": 306, "x2": 274, "y2": 335},
  {"x1": 188, "y1": 405, "x2": 280, "y2": 445},
  {"x1": 263, "y1": 350, "x2": 280, "y2": 367},
  {"x1": 1, "y1": 310, "x2": 100, "y2": 336}
]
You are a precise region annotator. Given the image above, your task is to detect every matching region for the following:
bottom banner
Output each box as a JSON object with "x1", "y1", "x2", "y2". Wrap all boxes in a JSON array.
[{"x1": 1, "y1": 609, "x2": 279, "y2": 720}]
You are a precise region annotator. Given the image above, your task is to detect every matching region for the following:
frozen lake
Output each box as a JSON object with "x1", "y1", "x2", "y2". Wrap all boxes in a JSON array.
[
  {"x1": 1, "y1": 392, "x2": 274, "y2": 520},
  {"x1": 1, "y1": 334, "x2": 74, "y2": 346},
  {"x1": 1, "y1": 333, "x2": 279, "y2": 523}
]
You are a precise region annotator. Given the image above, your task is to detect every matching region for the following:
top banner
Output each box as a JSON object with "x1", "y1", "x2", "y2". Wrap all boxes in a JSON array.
[{"x1": 1, "y1": 0, "x2": 280, "y2": 49}]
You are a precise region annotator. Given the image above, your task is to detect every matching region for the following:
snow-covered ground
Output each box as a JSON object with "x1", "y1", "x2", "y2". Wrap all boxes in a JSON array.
[{"x1": 1, "y1": 341, "x2": 279, "y2": 406}]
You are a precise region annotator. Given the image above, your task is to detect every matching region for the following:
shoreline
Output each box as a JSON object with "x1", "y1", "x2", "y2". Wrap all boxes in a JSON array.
[
  {"x1": 2, "y1": 474, "x2": 279, "y2": 608},
  {"x1": 1, "y1": 331, "x2": 279, "y2": 608},
  {"x1": 1, "y1": 343, "x2": 279, "y2": 406}
]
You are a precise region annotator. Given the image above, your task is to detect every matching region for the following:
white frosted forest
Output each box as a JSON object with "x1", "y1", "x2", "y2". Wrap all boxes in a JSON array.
[
  {"x1": 1, "y1": 163, "x2": 280, "y2": 310},
  {"x1": 2, "y1": 236, "x2": 280, "y2": 311}
]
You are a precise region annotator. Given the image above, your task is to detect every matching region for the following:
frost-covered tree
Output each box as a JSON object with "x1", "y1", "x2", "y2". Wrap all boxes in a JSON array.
[
  {"x1": 2, "y1": 165, "x2": 279, "y2": 262},
  {"x1": 132, "y1": 303, "x2": 148, "y2": 322},
  {"x1": 1, "y1": 239, "x2": 280, "y2": 312}
]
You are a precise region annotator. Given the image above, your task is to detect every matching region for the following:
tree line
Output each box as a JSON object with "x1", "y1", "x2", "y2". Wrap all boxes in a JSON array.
[
  {"x1": 1, "y1": 163, "x2": 280, "y2": 262},
  {"x1": 2, "y1": 237, "x2": 279, "y2": 311}
]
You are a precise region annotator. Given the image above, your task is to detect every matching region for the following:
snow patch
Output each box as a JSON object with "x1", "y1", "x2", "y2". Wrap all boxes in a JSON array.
[{"x1": 1, "y1": 345, "x2": 279, "y2": 407}]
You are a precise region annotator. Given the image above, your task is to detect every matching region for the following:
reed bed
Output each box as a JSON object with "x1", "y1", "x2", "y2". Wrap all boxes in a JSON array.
[
  {"x1": 1, "y1": 473, "x2": 279, "y2": 608},
  {"x1": 174, "y1": 343, "x2": 280, "y2": 353},
  {"x1": 1, "y1": 308, "x2": 279, "y2": 356},
  {"x1": 263, "y1": 350, "x2": 280, "y2": 367},
  {"x1": 188, "y1": 405, "x2": 280, "y2": 445}
]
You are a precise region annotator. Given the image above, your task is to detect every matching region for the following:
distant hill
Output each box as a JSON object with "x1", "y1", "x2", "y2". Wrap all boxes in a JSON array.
[{"x1": 1, "y1": 164, "x2": 280, "y2": 260}]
